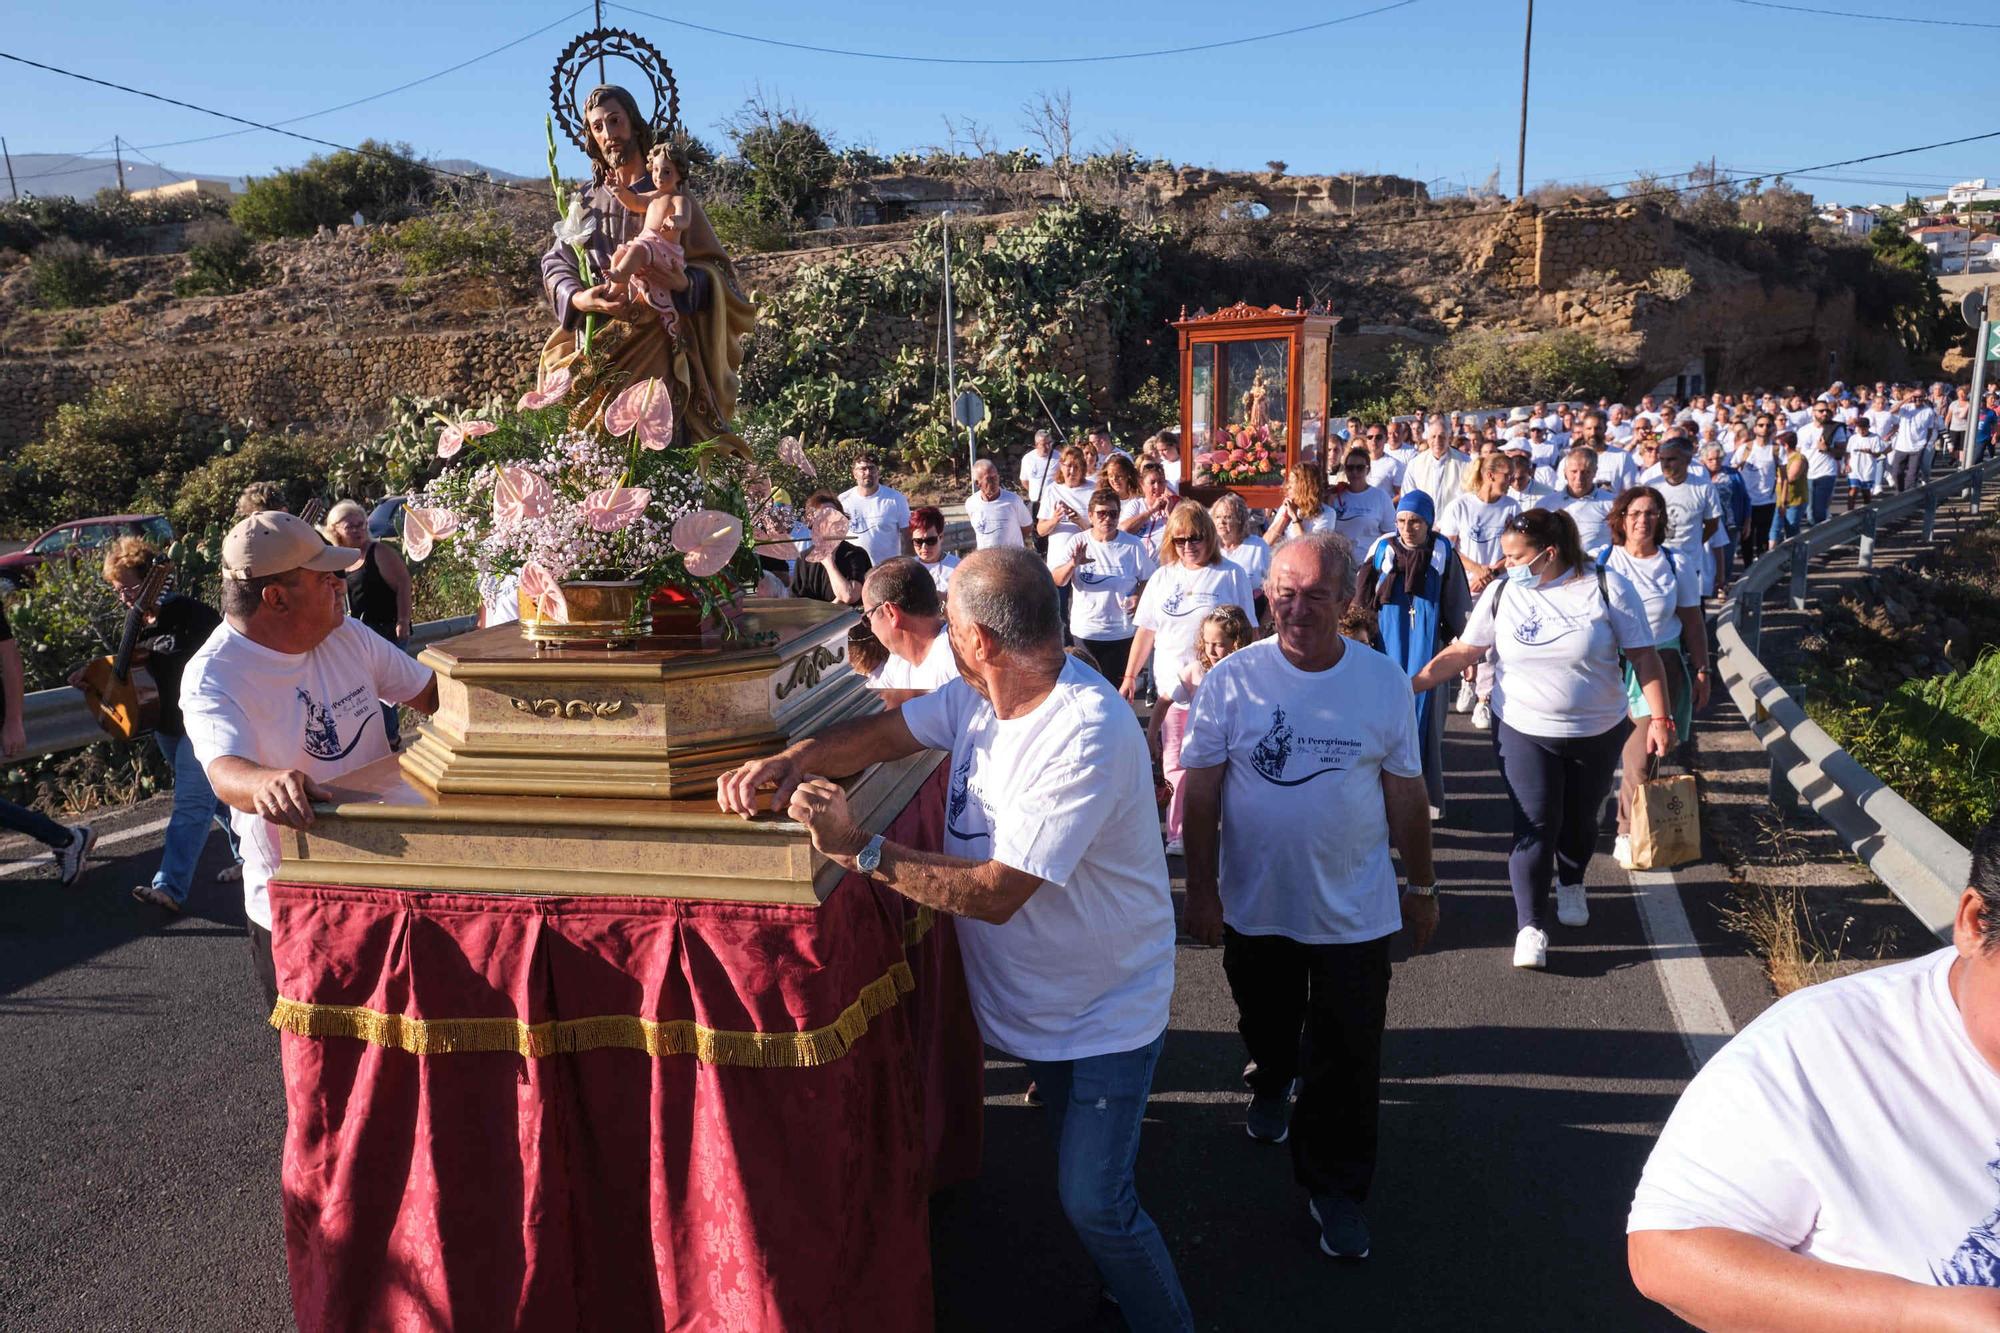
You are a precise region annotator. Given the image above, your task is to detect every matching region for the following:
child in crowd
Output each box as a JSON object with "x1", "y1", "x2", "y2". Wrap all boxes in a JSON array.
[
  {"x1": 1845, "y1": 415, "x2": 1882, "y2": 508},
  {"x1": 604, "y1": 142, "x2": 692, "y2": 333},
  {"x1": 1149, "y1": 604, "x2": 1255, "y2": 856}
]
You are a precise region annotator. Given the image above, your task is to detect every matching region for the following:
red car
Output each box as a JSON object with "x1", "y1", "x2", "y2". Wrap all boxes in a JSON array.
[{"x1": 0, "y1": 514, "x2": 175, "y2": 590}]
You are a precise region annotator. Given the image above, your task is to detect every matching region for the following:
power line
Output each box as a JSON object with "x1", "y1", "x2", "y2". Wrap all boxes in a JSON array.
[
  {"x1": 132, "y1": 5, "x2": 591, "y2": 153},
  {"x1": 606, "y1": 0, "x2": 1420, "y2": 65},
  {"x1": 0, "y1": 49, "x2": 543, "y2": 196},
  {"x1": 1727, "y1": 0, "x2": 2000, "y2": 30},
  {"x1": 10, "y1": 138, "x2": 116, "y2": 183}
]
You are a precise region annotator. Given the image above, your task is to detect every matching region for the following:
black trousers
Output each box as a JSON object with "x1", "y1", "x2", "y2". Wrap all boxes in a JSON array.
[
  {"x1": 1740, "y1": 504, "x2": 1775, "y2": 564},
  {"x1": 248, "y1": 919, "x2": 278, "y2": 1016},
  {"x1": 1077, "y1": 635, "x2": 1133, "y2": 685},
  {"x1": 1222, "y1": 927, "x2": 1393, "y2": 1203}
]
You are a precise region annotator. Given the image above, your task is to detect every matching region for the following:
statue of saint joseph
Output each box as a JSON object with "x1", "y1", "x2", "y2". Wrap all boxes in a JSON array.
[{"x1": 538, "y1": 85, "x2": 757, "y2": 444}]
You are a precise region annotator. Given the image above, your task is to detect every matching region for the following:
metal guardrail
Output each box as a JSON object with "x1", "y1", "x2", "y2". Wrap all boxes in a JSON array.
[
  {"x1": 14, "y1": 615, "x2": 478, "y2": 763},
  {"x1": 1714, "y1": 457, "x2": 2000, "y2": 941}
]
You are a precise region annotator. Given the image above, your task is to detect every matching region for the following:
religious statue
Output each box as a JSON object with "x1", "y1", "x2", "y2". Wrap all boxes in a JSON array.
[
  {"x1": 539, "y1": 82, "x2": 757, "y2": 445},
  {"x1": 1243, "y1": 367, "x2": 1271, "y2": 431}
]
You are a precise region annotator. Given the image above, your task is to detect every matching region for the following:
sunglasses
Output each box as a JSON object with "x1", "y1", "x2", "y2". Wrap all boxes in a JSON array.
[
  {"x1": 1172, "y1": 535, "x2": 1206, "y2": 547},
  {"x1": 912, "y1": 535, "x2": 940, "y2": 546}
]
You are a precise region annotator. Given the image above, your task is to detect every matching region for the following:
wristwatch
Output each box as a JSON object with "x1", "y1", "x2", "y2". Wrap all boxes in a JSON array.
[
  {"x1": 856, "y1": 834, "x2": 885, "y2": 875},
  {"x1": 1404, "y1": 882, "x2": 1438, "y2": 898}
]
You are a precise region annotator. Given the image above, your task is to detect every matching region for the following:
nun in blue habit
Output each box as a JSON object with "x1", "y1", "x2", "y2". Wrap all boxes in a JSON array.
[{"x1": 1358, "y1": 490, "x2": 1472, "y2": 817}]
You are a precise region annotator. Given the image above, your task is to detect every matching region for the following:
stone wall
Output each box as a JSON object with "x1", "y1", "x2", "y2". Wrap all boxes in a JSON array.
[
  {"x1": 0, "y1": 328, "x2": 542, "y2": 450},
  {"x1": 1473, "y1": 201, "x2": 1672, "y2": 292}
]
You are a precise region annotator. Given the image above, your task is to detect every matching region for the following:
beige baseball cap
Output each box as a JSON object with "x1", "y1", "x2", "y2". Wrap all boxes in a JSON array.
[{"x1": 221, "y1": 510, "x2": 358, "y2": 581}]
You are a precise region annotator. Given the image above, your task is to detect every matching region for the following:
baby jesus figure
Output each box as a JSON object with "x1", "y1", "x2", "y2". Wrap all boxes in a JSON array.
[{"x1": 603, "y1": 142, "x2": 692, "y2": 338}]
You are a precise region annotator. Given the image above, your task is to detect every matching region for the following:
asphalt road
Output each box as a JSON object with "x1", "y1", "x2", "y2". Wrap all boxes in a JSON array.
[{"x1": 0, "y1": 710, "x2": 1785, "y2": 1333}]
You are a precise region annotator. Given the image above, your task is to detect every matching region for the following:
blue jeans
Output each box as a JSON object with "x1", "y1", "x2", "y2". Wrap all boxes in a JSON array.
[
  {"x1": 0, "y1": 797, "x2": 69, "y2": 849},
  {"x1": 1021, "y1": 1033, "x2": 1193, "y2": 1331},
  {"x1": 153, "y1": 730, "x2": 238, "y2": 903},
  {"x1": 1769, "y1": 502, "x2": 1805, "y2": 547},
  {"x1": 1808, "y1": 476, "x2": 1837, "y2": 525}
]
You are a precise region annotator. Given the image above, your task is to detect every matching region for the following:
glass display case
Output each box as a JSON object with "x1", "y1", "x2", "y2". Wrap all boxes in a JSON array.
[{"x1": 1175, "y1": 300, "x2": 1336, "y2": 508}]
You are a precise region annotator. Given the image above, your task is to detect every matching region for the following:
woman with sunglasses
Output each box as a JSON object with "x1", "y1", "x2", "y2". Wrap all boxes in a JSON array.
[
  {"x1": 1412, "y1": 508, "x2": 1671, "y2": 970},
  {"x1": 1126, "y1": 504, "x2": 1257, "y2": 852},
  {"x1": 1332, "y1": 445, "x2": 1397, "y2": 555},
  {"x1": 908, "y1": 505, "x2": 959, "y2": 601},
  {"x1": 1051, "y1": 487, "x2": 1155, "y2": 688},
  {"x1": 1596, "y1": 487, "x2": 1708, "y2": 871}
]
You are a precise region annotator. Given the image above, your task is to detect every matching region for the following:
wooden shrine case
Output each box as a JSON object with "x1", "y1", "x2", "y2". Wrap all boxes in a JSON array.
[{"x1": 1175, "y1": 300, "x2": 1337, "y2": 509}]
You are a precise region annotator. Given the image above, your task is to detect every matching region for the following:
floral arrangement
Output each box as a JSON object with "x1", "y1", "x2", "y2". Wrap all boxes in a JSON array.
[
  {"x1": 1192, "y1": 423, "x2": 1281, "y2": 485},
  {"x1": 405, "y1": 366, "x2": 765, "y2": 628}
]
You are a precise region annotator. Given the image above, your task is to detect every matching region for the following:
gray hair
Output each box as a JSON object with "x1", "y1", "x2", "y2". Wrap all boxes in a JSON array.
[
  {"x1": 1265, "y1": 531, "x2": 1356, "y2": 595},
  {"x1": 1033, "y1": 428, "x2": 1054, "y2": 447},
  {"x1": 971, "y1": 457, "x2": 999, "y2": 480},
  {"x1": 1209, "y1": 491, "x2": 1249, "y2": 527},
  {"x1": 950, "y1": 548, "x2": 1061, "y2": 656}
]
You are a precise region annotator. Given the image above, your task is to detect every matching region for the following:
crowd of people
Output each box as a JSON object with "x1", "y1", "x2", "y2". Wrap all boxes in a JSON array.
[{"x1": 4, "y1": 374, "x2": 1997, "y2": 1329}]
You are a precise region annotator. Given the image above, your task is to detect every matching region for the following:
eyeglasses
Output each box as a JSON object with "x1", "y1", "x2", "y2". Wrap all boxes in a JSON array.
[
  {"x1": 1090, "y1": 510, "x2": 1119, "y2": 520},
  {"x1": 1172, "y1": 535, "x2": 1206, "y2": 547},
  {"x1": 861, "y1": 601, "x2": 888, "y2": 621},
  {"x1": 912, "y1": 535, "x2": 940, "y2": 546}
]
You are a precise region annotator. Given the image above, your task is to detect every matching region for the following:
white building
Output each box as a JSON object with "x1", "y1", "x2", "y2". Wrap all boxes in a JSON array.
[
  {"x1": 1911, "y1": 223, "x2": 1978, "y2": 273},
  {"x1": 1816, "y1": 204, "x2": 1877, "y2": 236},
  {"x1": 1919, "y1": 179, "x2": 2000, "y2": 211}
]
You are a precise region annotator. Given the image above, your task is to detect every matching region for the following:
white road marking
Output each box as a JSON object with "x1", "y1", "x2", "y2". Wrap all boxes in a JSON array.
[
  {"x1": 1627, "y1": 866, "x2": 1737, "y2": 1070},
  {"x1": 0, "y1": 814, "x2": 174, "y2": 880}
]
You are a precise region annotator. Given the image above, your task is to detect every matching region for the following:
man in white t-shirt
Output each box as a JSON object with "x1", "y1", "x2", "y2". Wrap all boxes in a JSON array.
[
  {"x1": 1085, "y1": 426, "x2": 1129, "y2": 480},
  {"x1": 860, "y1": 557, "x2": 959, "y2": 706},
  {"x1": 1536, "y1": 448, "x2": 1615, "y2": 551},
  {"x1": 1404, "y1": 419, "x2": 1471, "y2": 514},
  {"x1": 1794, "y1": 400, "x2": 1850, "y2": 525},
  {"x1": 1890, "y1": 386, "x2": 1940, "y2": 494},
  {"x1": 718, "y1": 549, "x2": 1192, "y2": 1328},
  {"x1": 180, "y1": 511, "x2": 438, "y2": 1010},
  {"x1": 966, "y1": 459, "x2": 1034, "y2": 550},
  {"x1": 1647, "y1": 439, "x2": 1721, "y2": 561},
  {"x1": 1018, "y1": 429, "x2": 1059, "y2": 506},
  {"x1": 1180, "y1": 534, "x2": 1438, "y2": 1264},
  {"x1": 1628, "y1": 815, "x2": 2000, "y2": 1327},
  {"x1": 1361, "y1": 423, "x2": 1405, "y2": 493},
  {"x1": 838, "y1": 455, "x2": 912, "y2": 567}
]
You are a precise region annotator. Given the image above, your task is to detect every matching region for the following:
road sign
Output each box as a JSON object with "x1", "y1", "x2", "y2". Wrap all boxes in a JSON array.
[
  {"x1": 1962, "y1": 287, "x2": 1987, "y2": 329},
  {"x1": 1987, "y1": 323, "x2": 2000, "y2": 362},
  {"x1": 952, "y1": 389, "x2": 987, "y2": 431}
]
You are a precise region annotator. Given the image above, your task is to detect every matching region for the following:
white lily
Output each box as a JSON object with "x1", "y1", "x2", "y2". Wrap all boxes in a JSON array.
[{"x1": 552, "y1": 198, "x2": 596, "y2": 249}]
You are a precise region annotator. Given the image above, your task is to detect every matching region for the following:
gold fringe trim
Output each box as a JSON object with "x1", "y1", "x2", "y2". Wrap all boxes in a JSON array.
[
  {"x1": 270, "y1": 961, "x2": 915, "y2": 1068},
  {"x1": 903, "y1": 906, "x2": 935, "y2": 949}
]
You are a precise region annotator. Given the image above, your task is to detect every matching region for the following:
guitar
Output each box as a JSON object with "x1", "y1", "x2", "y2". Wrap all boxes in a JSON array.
[{"x1": 77, "y1": 560, "x2": 174, "y2": 741}]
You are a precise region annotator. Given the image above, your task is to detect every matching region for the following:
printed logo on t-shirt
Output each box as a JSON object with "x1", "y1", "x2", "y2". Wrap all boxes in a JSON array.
[
  {"x1": 1512, "y1": 600, "x2": 1590, "y2": 647},
  {"x1": 1160, "y1": 583, "x2": 1216, "y2": 618},
  {"x1": 1247, "y1": 705, "x2": 1359, "y2": 787},
  {"x1": 946, "y1": 749, "x2": 990, "y2": 843},
  {"x1": 1935, "y1": 1146, "x2": 2000, "y2": 1287},
  {"x1": 298, "y1": 685, "x2": 376, "y2": 762},
  {"x1": 1076, "y1": 565, "x2": 1118, "y2": 586}
]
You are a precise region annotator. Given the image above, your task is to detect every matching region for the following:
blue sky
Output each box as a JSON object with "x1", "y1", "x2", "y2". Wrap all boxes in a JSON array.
[{"x1": 1, "y1": 0, "x2": 1991, "y2": 204}]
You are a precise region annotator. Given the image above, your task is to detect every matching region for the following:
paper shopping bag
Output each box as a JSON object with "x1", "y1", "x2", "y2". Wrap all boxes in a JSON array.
[{"x1": 1630, "y1": 769, "x2": 1700, "y2": 870}]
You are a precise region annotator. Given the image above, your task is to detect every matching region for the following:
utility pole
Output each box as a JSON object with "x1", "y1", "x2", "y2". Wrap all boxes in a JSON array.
[
  {"x1": 594, "y1": 0, "x2": 605, "y2": 82},
  {"x1": 1, "y1": 137, "x2": 16, "y2": 201},
  {"x1": 114, "y1": 135, "x2": 126, "y2": 194},
  {"x1": 1515, "y1": 0, "x2": 1534, "y2": 199},
  {"x1": 1967, "y1": 288, "x2": 1991, "y2": 466},
  {"x1": 941, "y1": 210, "x2": 960, "y2": 460}
]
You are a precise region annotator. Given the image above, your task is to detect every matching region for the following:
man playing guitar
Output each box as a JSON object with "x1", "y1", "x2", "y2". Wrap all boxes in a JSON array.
[{"x1": 68, "y1": 538, "x2": 237, "y2": 911}]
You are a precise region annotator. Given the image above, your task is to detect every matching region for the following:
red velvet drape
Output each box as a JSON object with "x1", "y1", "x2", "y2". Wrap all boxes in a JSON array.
[{"x1": 269, "y1": 766, "x2": 981, "y2": 1333}]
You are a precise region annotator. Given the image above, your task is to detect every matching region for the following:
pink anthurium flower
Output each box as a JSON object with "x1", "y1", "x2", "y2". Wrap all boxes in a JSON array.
[
  {"x1": 518, "y1": 561, "x2": 569, "y2": 623},
  {"x1": 605, "y1": 378, "x2": 675, "y2": 450},
  {"x1": 672, "y1": 510, "x2": 744, "y2": 579},
  {"x1": 437, "y1": 419, "x2": 496, "y2": 459},
  {"x1": 808, "y1": 506, "x2": 850, "y2": 560},
  {"x1": 778, "y1": 435, "x2": 815, "y2": 478},
  {"x1": 494, "y1": 465, "x2": 554, "y2": 524},
  {"x1": 518, "y1": 366, "x2": 573, "y2": 410},
  {"x1": 401, "y1": 506, "x2": 459, "y2": 562},
  {"x1": 583, "y1": 485, "x2": 652, "y2": 533}
]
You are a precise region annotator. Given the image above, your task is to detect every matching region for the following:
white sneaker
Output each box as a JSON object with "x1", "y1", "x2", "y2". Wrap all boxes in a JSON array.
[
  {"x1": 1471, "y1": 699, "x2": 1492, "y2": 731},
  {"x1": 1613, "y1": 834, "x2": 1635, "y2": 870},
  {"x1": 1513, "y1": 926, "x2": 1548, "y2": 969},
  {"x1": 1455, "y1": 680, "x2": 1476, "y2": 714},
  {"x1": 1163, "y1": 837, "x2": 1185, "y2": 857},
  {"x1": 1555, "y1": 882, "x2": 1589, "y2": 927}
]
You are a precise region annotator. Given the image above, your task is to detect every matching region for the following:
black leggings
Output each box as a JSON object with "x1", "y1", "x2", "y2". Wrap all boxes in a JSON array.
[
  {"x1": 1740, "y1": 504, "x2": 1775, "y2": 564},
  {"x1": 1492, "y1": 719, "x2": 1630, "y2": 930},
  {"x1": 1076, "y1": 635, "x2": 1133, "y2": 685}
]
